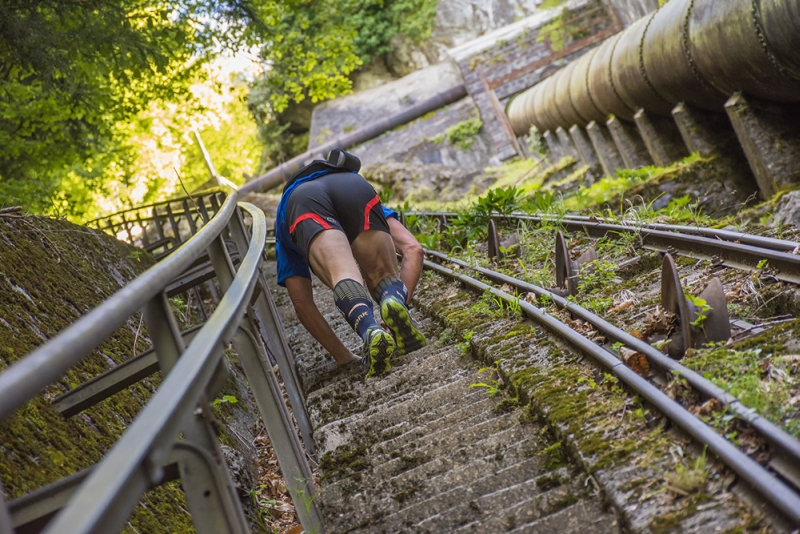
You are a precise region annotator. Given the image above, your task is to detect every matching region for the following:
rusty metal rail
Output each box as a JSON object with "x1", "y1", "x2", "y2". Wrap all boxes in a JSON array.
[
  {"x1": 411, "y1": 210, "x2": 800, "y2": 284},
  {"x1": 423, "y1": 251, "x2": 800, "y2": 527},
  {"x1": 0, "y1": 188, "x2": 323, "y2": 533}
]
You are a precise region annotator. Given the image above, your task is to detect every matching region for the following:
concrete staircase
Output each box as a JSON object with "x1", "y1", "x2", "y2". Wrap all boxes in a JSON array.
[{"x1": 272, "y1": 273, "x2": 621, "y2": 533}]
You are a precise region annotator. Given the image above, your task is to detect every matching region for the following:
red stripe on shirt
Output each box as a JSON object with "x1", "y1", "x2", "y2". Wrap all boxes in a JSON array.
[
  {"x1": 363, "y1": 195, "x2": 381, "y2": 231},
  {"x1": 289, "y1": 212, "x2": 332, "y2": 234}
]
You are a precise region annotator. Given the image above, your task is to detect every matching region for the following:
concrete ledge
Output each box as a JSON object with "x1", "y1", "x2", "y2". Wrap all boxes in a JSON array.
[
  {"x1": 606, "y1": 116, "x2": 652, "y2": 169},
  {"x1": 586, "y1": 121, "x2": 625, "y2": 177},
  {"x1": 725, "y1": 93, "x2": 800, "y2": 199},
  {"x1": 634, "y1": 109, "x2": 689, "y2": 167}
]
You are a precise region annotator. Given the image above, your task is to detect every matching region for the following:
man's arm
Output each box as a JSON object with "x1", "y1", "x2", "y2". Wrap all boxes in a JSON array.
[
  {"x1": 387, "y1": 217, "x2": 424, "y2": 304},
  {"x1": 284, "y1": 276, "x2": 360, "y2": 366}
]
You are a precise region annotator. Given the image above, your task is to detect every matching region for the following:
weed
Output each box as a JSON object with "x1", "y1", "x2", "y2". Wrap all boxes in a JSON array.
[
  {"x1": 213, "y1": 395, "x2": 238, "y2": 406},
  {"x1": 665, "y1": 448, "x2": 708, "y2": 496},
  {"x1": 443, "y1": 118, "x2": 483, "y2": 150},
  {"x1": 470, "y1": 366, "x2": 503, "y2": 397},
  {"x1": 456, "y1": 330, "x2": 475, "y2": 356},
  {"x1": 685, "y1": 294, "x2": 711, "y2": 328}
]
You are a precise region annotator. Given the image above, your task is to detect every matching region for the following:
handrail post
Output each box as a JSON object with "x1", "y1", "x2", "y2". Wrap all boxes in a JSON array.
[
  {"x1": 0, "y1": 489, "x2": 13, "y2": 534},
  {"x1": 226, "y1": 208, "x2": 314, "y2": 454},
  {"x1": 233, "y1": 328, "x2": 324, "y2": 533},
  {"x1": 207, "y1": 206, "x2": 323, "y2": 531},
  {"x1": 142, "y1": 292, "x2": 249, "y2": 534}
]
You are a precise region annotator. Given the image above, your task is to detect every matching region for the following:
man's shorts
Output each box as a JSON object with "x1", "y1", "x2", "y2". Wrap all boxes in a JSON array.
[{"x1": 285, "y1": 172, "x2": 391, "y2": 259}]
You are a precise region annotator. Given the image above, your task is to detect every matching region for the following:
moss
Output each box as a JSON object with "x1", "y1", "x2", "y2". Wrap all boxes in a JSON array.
[
  {"x1": 534, "y1": 472, "x2": 565, "y2": 491},
  {"x1": 649, "y1": 493, "x2": 715, "y2": 534},
  {"x1": 494, "y1": 397, "x2": 521, "y2": 414},
  {"x1": 319, "y1": 444, "x2": 369, "y2": 481},
  {"x1": 0, "y1": 215, "x2": 194, "y2": 531},
  {"x1": 393, "y1": 485, "x2": 418, "y2": 503},
  {"x1": 547, "y1": 493, "x2": 580, "y2": 514}
]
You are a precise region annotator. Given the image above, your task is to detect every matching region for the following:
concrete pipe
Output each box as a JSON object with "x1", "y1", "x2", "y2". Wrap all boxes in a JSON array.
[
  {"x1": 523, "y1": 89, "x2": 541, "y2": 134},
  {"x1": 554, "y1": 62, "x2": 586, "y2": 127},
  {"x1": 690, "y1": 0, "x2": 800, "y2": 103},
  {"x1": 507, "y1": 92, "x2": 529, "y2": 136},
  {"x1": 587, "y1": 33, "x2": 637, "y2": 121},
  {"x1": 569, "y1": 47, "x2": 606, "y2": 124},
  {"x1": 760, "y1": 0, "x2": 800, "y2": 79},
  {"x1": 533, "y1": 76, "x2": 562, "y2": 132},
  {"x1": 611, "y1": 14, "x2": 675, "y2": 116},
  {"x1": 642, "y1": 0, "x2": 727, "y2": 111},
  {"x1": 543, "y1": 72, "x2": 573, "y2": 128}
]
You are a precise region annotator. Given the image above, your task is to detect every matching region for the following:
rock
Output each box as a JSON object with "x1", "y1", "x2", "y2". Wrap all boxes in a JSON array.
[
  {"x1": 385, "y1": 34, "x2": 438, "y2": 77},
  {"x1": 361, "y1": 162, "x2": 491, "y2": 203},
  {"x1": 308, "y1": 61, "x2": 465, "y2": 150},
  {"x1": 771, "y1": 190, "x2": 800, "y2": 229},
  {"x1": 351, "y1": 56, "x2": 397, "y2": 92}
]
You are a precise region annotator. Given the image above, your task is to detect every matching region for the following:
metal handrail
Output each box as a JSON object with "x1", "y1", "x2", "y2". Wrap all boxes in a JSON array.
[
  {"x1": 0, "y1": 191, "x2": 237, "y2": 422},
  {"x1": 0, "y1": 188, "x2": 323, "y2": 533}
]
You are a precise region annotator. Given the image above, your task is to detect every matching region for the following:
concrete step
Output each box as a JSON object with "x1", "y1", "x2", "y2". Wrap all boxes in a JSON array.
[
  {"x1": 322, "y1": 430, "x2": 542, "y2": 516},
  {"x1": 308, "y1": 349, "x2": 469, "y2": 428},
  {"x1": 507, "y1": 498, "x2": 619, "y2": 534},
  {"x1": 328, "y1": 453, "x2": 546, "y2": 534},
  {"x1": 442, "y1": 467, "x2": 585, "y2": 532},
  {"x1": 312, "y1": 375, "x2": 487, "y2": 446},
  {"x1": 314, "y1": 376, "x2": 492, "y2": 455}
]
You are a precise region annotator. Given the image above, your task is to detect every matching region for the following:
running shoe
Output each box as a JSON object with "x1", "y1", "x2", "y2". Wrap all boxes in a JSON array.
[
  {"x1": 381, "y1": 296, "x2": 427, "y2": 356},
  {"x1": 362, "y1": 326, "x2": 395, "y2": 378}
]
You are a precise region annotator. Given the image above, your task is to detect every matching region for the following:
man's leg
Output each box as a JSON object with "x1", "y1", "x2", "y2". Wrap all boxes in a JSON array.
[
  {"x1": 307, "y1": 230, "x2": 394, "y2": 378},
  {"x1": 351, "y1": 231, "x2": 427, "y2": 355}
]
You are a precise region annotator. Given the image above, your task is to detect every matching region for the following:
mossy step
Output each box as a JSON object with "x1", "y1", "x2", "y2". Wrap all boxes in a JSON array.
[
  {"x1": 312, "y1": 372, "x2": 482, "y2": 454},
  {"x1": 322, "y1": 410, "x2": 527, "y2": 502},
  {"x1": 370, "y1": 397, "x2": 501, "y2": 453},
  {"x1": 506, "y1": 497, "x2": 618, "y2": 534},
  {"x1": 309, "y1": 366, "x2": 472, "y2": 432},
  {"x1": 311, "y1": 374, "x2": 485, "y2": 443},
  {"x1": 307, "y1": 348, "x2": 467, "y2": 417},
  {"x1": 356, "y1": 456, "x2": 547, "y2": 533},
  {"x1": 444, "y1": 469, "x2": 588, "y2": 533},
  {"x1": 324, "y1": 430, "x2": 541, "y2": 514},
  {"x1": 315, "y1": 388, "x2": 491, "y2": 459}
]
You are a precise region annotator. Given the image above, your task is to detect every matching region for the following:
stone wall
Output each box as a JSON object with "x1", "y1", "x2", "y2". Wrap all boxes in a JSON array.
[
  {"x1": 351, "y1": 96, "x2": 495, "y2": 169},
  {"x1": 607, "y1": 0, "x2": 658, "y2": 26}
]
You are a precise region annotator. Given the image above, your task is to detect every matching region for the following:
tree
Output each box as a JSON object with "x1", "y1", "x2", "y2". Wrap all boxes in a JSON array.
[
  {"x1": 248, "y1": 0, "x2": 438, "y2": 169},
  {"x1": 0, "y1": 0, "x2": 261, "y2": 217}
]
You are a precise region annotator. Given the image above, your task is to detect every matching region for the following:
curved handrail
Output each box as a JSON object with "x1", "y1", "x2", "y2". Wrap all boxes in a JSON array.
[
  {"x1": 1, "y1": 191, "x2": 322, "y2": 533},
  {"x1": 85, "y1": 187, "x2": 226, "y2": 228},
  {"x1": 0, "y1": 189, "x2": 238, "y2": 422},
  {"x1": 42, "y1": 203, "x2": 271, "y2": 533}
]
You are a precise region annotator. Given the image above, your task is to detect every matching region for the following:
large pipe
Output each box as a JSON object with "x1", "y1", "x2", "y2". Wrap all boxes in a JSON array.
[
  {"x1": 240, "y1": 84, "x2": 468, "y2": 194},
  {"x1": 506, "y1": 0, "x2": 800, "y2": 137}
]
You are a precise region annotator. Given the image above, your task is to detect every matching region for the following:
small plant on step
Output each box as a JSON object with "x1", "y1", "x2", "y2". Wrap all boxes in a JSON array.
[{"x1": 470, "y1": 366, "x2": 503, "y2": 397}]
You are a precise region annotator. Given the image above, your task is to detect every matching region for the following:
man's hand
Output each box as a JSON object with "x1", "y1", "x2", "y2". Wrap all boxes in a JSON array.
[
  {"x1": 284, "y1": 276, "x2": 361, "y2": 366},
  {"x1": 387, "y1": 217, "x2": 424, "y2": 304}
]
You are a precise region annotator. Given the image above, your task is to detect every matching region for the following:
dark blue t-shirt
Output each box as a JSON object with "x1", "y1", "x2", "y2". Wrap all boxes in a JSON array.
[{"x1": 275, "y1": 169, "x2": 398, "y2": 286}]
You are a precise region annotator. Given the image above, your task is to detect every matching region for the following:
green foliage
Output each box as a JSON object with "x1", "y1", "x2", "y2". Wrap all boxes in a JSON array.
[
  {"x1": 1, "y1": 0, "x2": 262, "y2": 219},
  {"x1": 442, "y1": 118, "x2": 483, "y2": 150},
  {"x1": 213, "y1": 395, "x2": 238, "y2": 406},
  {"x1": 248, "y1": 0, "x2": 438, "y2": 172},
  {"x1": 527, "y1": 126, "x2": 548, "y2": 155},
  {"x1": 448, "y1": 186, "x2": 524, "y2": 245},
  {"x1": 249, "y1": 0, "x2": 438, "y2": 114},
  {"x1": 685, "y1": 294, "x2": 711, "y2": 328},
  {"x1": 665, "y1": 448, "x2": 708, "y2": 496},
  {"x1": 470, "y1": 367, "x2": 504, "y2": 397},
  {"x1": 537, "y1": 2, "x2": 596, "y2": 51}
]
